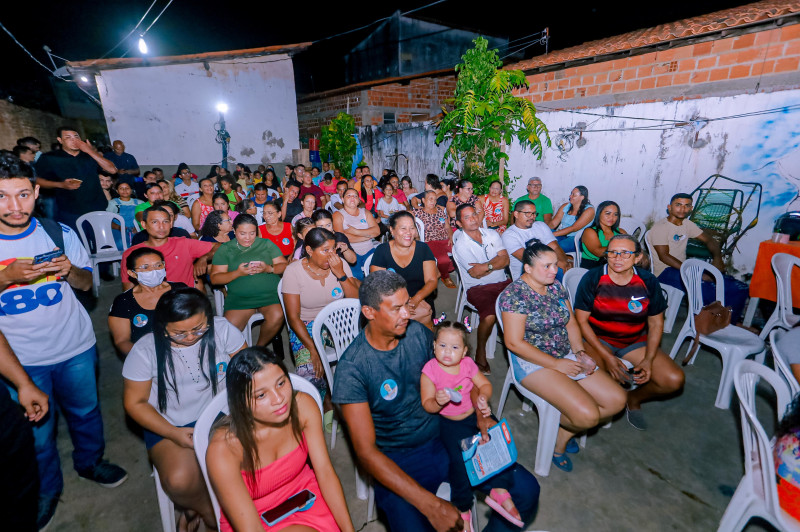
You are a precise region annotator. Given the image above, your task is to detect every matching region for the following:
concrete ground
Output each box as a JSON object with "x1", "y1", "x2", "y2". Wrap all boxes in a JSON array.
[{"x1": 45, "y1": 276, "x2": 780, "y2": 532}]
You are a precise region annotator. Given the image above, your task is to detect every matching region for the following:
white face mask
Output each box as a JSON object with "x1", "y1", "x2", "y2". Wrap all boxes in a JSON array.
[{"x1": 136, "y1": 268, "x2": 166, "y2": 287}]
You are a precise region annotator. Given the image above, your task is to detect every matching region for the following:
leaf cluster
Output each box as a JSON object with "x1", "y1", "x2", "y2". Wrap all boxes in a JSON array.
[
  {"x1": 320, "y1": 112, "x2": 358, "y2": 174},
  {"x1": 435, "y1": 37, "x2": 550, "y2": 195}
]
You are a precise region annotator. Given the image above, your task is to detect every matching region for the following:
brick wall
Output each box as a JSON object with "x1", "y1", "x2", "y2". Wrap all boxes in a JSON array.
[
  {"x1": 0, "y1": 100, "x2": 89, "y2": 151},
  {"x1": 297, "y1": 75, "x2": 456, "y2": 139},
  {"x1": 515, "y1": 25, "x2": 800, "y2": 107}
]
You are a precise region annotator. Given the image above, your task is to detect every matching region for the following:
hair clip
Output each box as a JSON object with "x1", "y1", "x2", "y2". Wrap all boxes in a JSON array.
[
  {"x1": 463, "y1": 316, "x2": 472, "y2": 333},
  {"x1": 433, "y1": 312, "x2": 447, "y2": 326}
]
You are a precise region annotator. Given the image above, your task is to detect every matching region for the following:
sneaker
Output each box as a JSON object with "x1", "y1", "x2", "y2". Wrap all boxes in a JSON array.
[
  {"x1": 626, "y1": 407, "x2": 647, "y2": 431},
  {"x1": 37, "y1": 495, "x2": 58, "y2": 531},
  {"x1": 77, "y1": 460, "x2": 128, "y2": 488}
]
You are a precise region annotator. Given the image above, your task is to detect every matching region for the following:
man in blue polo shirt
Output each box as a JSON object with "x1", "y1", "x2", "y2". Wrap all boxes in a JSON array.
[{"x1": 103, "y1": 140, "x2": 140, "y2": 188}]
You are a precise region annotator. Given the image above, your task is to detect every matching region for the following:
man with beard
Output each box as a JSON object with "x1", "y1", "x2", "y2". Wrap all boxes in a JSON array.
[{"x1": 0, "y1": 153, "x2": 127, "y2": 530}]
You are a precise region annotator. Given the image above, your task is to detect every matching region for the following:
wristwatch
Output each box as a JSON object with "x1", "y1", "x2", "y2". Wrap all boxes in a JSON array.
[
  {"x1": 337, "y1": 274, "x2": 348, "y2": 282},
  {"x1": 487, "y1": 263, "x2": 494, "y2": 271}
]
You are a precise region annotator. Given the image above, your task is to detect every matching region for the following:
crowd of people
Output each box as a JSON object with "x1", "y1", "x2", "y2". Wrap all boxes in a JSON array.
[{"x1": 0, "y1": 128, "x2": 778, "y2": 532}]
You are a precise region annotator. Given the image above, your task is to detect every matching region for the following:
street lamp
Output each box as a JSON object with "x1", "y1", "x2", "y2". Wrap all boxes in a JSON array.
[
  {"x1": 215, "y1": 102, "x2": 231, "y2": 170},
  {"x1": 138, "y1": 36, "x2": 148, "y2": 54}
]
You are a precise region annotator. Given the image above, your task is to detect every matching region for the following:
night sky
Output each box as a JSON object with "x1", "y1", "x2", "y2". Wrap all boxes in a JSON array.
[{"x1": 2, "y1": 0, "x2": 748, "y2": 112}]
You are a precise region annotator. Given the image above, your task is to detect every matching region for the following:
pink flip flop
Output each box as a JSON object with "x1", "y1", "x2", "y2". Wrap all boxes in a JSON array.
[{"x1": 485, "y1": 489, "x2": 524, "y2": 528}]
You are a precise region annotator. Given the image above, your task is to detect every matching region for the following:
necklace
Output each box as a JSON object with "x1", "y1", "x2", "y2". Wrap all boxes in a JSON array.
[
  {"x1": 235, "y1": 240, "x2": 252, "y2": 252},
  {"x1": 302, "y1": 258, "x2": 328, "y2": 279}
]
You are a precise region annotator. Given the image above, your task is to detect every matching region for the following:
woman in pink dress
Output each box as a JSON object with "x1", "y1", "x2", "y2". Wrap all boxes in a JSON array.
[{"x1": 208, "y1": 347, "x2": 354, "y2": 531}]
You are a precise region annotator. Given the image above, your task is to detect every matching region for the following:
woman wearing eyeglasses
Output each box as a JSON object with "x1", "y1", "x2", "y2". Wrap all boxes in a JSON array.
[
  {"x1": 573, "y1": 234, "x2": 685, "y2": 431},
  {"x1": 122, "y1": 287, "x2": 247, "y2": 531},
  {"x1": 108, "y1": 247, "x2": 186, "y2": 357}
]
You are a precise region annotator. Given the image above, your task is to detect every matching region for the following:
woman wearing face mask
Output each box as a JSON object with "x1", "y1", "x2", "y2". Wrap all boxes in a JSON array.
[
  {"x1": 123, "y1": 287, "x2": 246, "y2": 531},
  {"x1": 109, "y1": 248, "x2": 186, "y2": 357}
]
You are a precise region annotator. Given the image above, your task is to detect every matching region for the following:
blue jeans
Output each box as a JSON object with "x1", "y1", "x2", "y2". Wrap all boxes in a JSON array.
[
  {"x1": 374, "y1": 438, "x2": 540, "y2": 531},
  {"x1": 352, "y1": 248, "x2": 376, "y2": 281},
  {"x1": 557, "y1": 234, "x2": 576, "y2": 253},
  {"x1": 658, "y1": 266, "x2": 749, "y2": 324},
  {"x1": 6, "y1": 345, "x2": 105, "y2": 498}
]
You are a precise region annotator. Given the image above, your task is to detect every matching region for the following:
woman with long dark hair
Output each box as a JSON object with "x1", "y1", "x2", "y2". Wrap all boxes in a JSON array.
[
  {"x1": 207, "y1": 347, "x2": 354, "y2": 532},
  {"x1": 579, "y1": 200, "x2": 626, "y2": 269},
  {"x1": 447, "y1": 179, "x2": 483, "y2": 228},
  {"x1": 549, "y1": 185, "x2": 595, "y2": 254},
  {"x1": 122, "y1": 287, "x2": 246, "y2": 530}
]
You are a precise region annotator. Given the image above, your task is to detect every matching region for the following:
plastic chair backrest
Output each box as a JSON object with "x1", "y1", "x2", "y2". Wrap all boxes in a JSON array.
[
  {"x1": 620, "y1": 217, "x2": 647, "y2": 241},
  {"x1": 495, "y1": 298, "x2": 524, "y2": 389},
  {"x1": 363, "y1": 253, "x2": 374, "y2": 277},
  {"x1": 679, "y1": 259, "x2": 725, "y2": 330},
  {"x1": 562, "y1": 267, "x2": 589, "y2": 306},
  {"x1": 324, "y1": 201, "x2": 334, "y2": 213},
  {"x1": 277, "y1": 279, "x2": 289, "y2": 324},
  {"x1": 573, "y1": 228, "x2": 585, "y2": 259},
  {"x1": 734, "y1": 360, "x2": 793, "y2": 529},
  {"x1": 770, "y1": 329, "x2": 800, "y2": 396},
  {"x1": 643, "y1": 231, "x2": 657, "y2": 275},
  {"x1": 76, "y1": 211, "x2": 127, "y2": 254},
  {"x1": 311, "y1": 298, "x2": 362, "y2": 391},
  {"x1": 415, "y1": 217, "x2": 425, "y2": 241},
  {"x1": 194, "y1": 373, "x2": 323, "y2": 530},
  {"x1": 772, "y1": 253, "x2": 800, "y2": 322}
]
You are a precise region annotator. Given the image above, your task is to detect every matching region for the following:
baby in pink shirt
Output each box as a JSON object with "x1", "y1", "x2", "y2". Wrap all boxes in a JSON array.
[{"x1": 420, "y1": 322, "x2": 523, "y2": 530}]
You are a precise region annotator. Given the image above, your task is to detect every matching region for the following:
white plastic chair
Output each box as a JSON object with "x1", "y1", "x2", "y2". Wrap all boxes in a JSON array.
[
  {"x1": 193, "y1": 373, "x2": 323, "y2": 531},
  {"x1": 562, "y1": 267, "x2": 588, "y2": 306},
  {"x1": 570, "y1": 228, "x2": 585, "y2": 266},
  {"x1": 494, "y1": 299, "x2": 586, "y2": 477},
  {"x1": 760, "y1": 253, "x2": 800, "y2": 339},
  {"x1": 153, "y1": 466, "x2": 176, "y2": 532},
  {"x1": 323, "y1": 201, "x2": 334, "y2": 213},
  {"x1": 214, "y1": 286, "x2": 264, "y2": 346},
  {"x1": 76, "y1": 211, "x2": 127, "y2": 296},
  {"x1": 644, "y1": 231, "x2": 685, "y2": 334},
  {"x1": 619, "y1": 217, "x2": 647, "y2": 242},
  {"x1": 451, "y1": 230, "x2": 497, "y2": 359},
  {"x1": 770, "y1": 329, "x2": 800, "y2": 396},
  {"x1": 414, "y1": 216, "x2": 425, "y2": 241},
  {"x1": 362, "y1": 252, "x2": 374, "y2": 277},
  {"x1": 717, "y1": 361, "x2": 800, "y2": 532},
  {"x1": 311, "y1": 298, "x2": 362, "y2": 449},
  {"x1": 668, "y1": 259, "x2": 766, "y2": 409}
]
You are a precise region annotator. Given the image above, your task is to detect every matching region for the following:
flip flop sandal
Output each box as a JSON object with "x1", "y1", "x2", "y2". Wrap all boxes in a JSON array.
[
  {"x1": 485, "y1": 489, "x2": 524, "y2": 528},
  {"x1": 323, "y1": 410, "x2": 340, "y2": 434},
  {"x1": 552, "y1": 452, "x2": 573, "y2": 472},
  {"x1": 565, "y1": 438, "x2": 580, "y2": 454}
]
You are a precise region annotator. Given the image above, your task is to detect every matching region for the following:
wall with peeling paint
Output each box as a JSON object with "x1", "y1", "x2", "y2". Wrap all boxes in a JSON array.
[
  {"x1": 361, "y1": 89, "x2": 800, "y2": 275},
  {"x1": 95, "y1": 55, "x2": 299, "y2": 167}
]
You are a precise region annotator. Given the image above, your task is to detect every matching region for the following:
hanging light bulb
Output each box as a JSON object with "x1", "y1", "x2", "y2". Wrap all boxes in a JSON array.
[
  {"x1": 138, "y1": 35, "x2": 148, "y2": 54},
  {"x1": 79, "y1": 75, "x2": 89, "y2": 83}
]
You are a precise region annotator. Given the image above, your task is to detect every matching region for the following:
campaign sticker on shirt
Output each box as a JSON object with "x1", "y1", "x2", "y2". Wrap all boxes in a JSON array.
[
  {"x1": 387, "y1": 268, "x2": 396, "y2": 273},
  {"x1": 331, "y1": 287, "x2": 342, "y2": 298},
  {"x1": 558, "y1": 299, "x2": 568, "y2": 309},
  {"x1": 360, "y1": 219, "x2": 367, "y2": 224},
  {"x1": 438, "y1": 217, "x2": 446, "y2": 223},
  {"x1": 216, "y1": 361, "x2": 228, "y2": 376},
  {"x1": 282, "y1": 238, "x2": 291, "y2": 245},
  {"x1": 380, "y1": 379, "x2": 398, "y2": 401},
  {"x1": 672, "y1": 234, "x2": 686, "y2": 241},
  {"x1": 133, "y1": 314, "x2": 148, "y2": 328},
  {"x1": 628, "y1": 299, "x2": 644, "y2": 314}
]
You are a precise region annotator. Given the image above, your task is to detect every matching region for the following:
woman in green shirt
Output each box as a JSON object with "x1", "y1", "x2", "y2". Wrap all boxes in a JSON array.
[
  {"x1": 580, "y1": 201, "x2": 626, "y2": 269},
  {"x1": 210, "y1": 214, "x2": 288, "y2": 347}
]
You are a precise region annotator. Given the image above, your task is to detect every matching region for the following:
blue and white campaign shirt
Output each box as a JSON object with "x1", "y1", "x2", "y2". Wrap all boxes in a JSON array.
[{"x1": 0, "y1": 220, "x2": 95, "y2": 366}]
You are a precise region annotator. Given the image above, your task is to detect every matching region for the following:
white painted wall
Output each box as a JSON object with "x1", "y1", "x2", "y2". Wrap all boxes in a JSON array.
[
  {"x1": 361, "y1": 90, "x2": 800, "y2": 275},
  {"x1": 95, "y1": 55, "x2": 300, "y2": 167}
]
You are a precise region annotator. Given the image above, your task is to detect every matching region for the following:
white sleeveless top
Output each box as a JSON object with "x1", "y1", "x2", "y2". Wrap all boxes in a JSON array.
[{"x1": 340, "y1": 208, "x2": 377, "y2": 255}]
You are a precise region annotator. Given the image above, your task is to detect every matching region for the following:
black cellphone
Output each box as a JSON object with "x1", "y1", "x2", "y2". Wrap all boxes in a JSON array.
[
  {"x1": 261, "y1": 489, "x2": 316, "y2": 526},
  {"x1": 33, "y1": 249, "x2": 64, "y2": 264}
]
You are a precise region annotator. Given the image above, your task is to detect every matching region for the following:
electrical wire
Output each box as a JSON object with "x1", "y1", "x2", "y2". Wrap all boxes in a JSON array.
[
  {"x1": 313, "y1": 0, "x2": 449, "y2": 44},
  {"x1": 0, "y1": 20, "x2": 102, "y2": 106},
  {"x1": 94, "y1": 0, "x2": 159, "y2": 60},
  {"x1": 141, "y1": 0, "x2": 175, "y2": 35}
]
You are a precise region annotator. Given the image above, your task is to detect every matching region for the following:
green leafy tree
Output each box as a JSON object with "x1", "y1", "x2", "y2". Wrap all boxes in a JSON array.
[
  {"x1": 320, "y1": 112, "x2": 358, "y2": 176},
  {"x1": 435, "y1": 37, "x2": 550, "y2": 194}
]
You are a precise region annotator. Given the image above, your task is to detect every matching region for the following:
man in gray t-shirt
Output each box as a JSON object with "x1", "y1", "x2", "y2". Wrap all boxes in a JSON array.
[
  {"x1": 333, "y1": 271, "x2": 540, "y2": 531},
  {"x1": 502, "y1": 200, "x2": 570, "y2": 280}
]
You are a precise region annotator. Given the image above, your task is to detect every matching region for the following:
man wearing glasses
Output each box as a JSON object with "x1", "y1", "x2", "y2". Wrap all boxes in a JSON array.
[
  {"x1": 0, "y1": 152, "x2": 128, "y2": 529},
  {"x1": 512, "y1": 177, "x2": 553, "y2": 224},
  {"x1": 120, "y1": 206, "x2": 216, "y2": 290},
  {"x1": 573, "y1": 234, "x2": 685, "y2": 430},
  {"x1": 502, "y1": 200, "x2": 570, "y2": 281}
]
